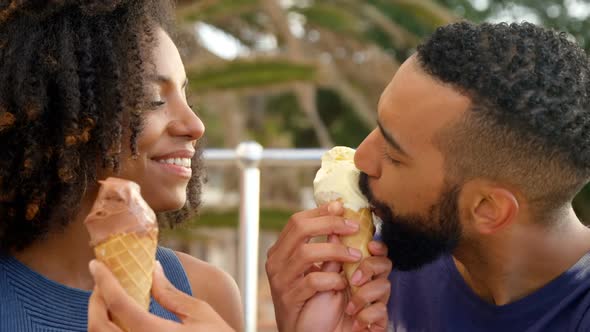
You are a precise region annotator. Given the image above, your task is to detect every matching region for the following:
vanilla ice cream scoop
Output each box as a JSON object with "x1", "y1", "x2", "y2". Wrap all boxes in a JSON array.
[
  {"x1": 313, "y1": 146, "x2": 374, "y2": 293},
  {"x1": 313, "y1": 146, "x2": 369, "y2": 211}
]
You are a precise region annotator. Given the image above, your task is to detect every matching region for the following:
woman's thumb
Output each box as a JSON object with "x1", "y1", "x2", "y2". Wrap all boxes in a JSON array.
[
  {"x1": 322, "y1": 235, "x2": 343, "y2": 273},
  {"x1": 151, "y1": 261, "x2": 198, "y2": 321}
]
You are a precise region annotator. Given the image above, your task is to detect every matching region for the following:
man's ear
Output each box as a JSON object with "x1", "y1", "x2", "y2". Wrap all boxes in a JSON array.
[{"x1": 463, "y1": 181, "x2": 519, "y2": 235}]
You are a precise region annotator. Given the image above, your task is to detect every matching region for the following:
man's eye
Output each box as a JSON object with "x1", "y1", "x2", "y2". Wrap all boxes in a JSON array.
[
  {"x1": 385, "y1": 154, "x2": 401, "y2": 165},
  {"x1": 381, "y1": 147, "x2": 401, "y2": 165}
]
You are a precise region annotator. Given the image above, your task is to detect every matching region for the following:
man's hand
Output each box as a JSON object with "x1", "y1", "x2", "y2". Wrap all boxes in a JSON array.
[
  {"x1": 88, "y1": 260, "x2": 235, "y2": 332},
  {"x1": 266, "y1": 201, "x2": 392, "y2": 332}
]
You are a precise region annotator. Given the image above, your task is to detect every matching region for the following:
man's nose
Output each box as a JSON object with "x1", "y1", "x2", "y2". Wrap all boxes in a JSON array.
[{"x1": 354, "y1": 129, "x2": 381, "y2": 178}]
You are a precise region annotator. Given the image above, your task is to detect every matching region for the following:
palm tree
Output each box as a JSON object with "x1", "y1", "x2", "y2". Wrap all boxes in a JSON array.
[{"x1": 175, "y1": 0, "x2": 457, "y2": 148}]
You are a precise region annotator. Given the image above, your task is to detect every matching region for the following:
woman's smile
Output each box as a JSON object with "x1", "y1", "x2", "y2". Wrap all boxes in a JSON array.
[{"x1": 150, "y1": 150, "x2": 194, "y2": 179}]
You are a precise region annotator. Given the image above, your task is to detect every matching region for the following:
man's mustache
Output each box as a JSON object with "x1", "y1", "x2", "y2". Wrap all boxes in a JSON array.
[
  {"x1": 358, "y1": 171, "x2": 391, "y2": 219},
  {"x1": 358, "y1": 171, "x2": 373, "y2": 203}
]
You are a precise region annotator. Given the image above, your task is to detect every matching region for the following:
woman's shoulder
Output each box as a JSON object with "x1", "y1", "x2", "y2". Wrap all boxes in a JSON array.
[
  {"x1": 174, "y1": 251, "x2": 243, "y2": 330},
  {"x1": 173, "y1": 251, "x2": 238, "y2": 297}
]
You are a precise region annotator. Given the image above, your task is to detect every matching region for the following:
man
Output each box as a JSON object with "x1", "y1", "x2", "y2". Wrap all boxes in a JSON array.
[{"x1": 267, "y1": 21, "x2": 590, "y2": 331}]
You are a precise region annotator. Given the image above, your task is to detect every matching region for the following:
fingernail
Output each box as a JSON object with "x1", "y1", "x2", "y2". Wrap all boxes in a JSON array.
[
  {"x1": 155, "y1": 260, "x2": 163, "y2": 274},
  {"x1": 88, "y1": 260, "x2": 97, "y2": 276},
  {"x1": 346, "y1": 301, "x2": 356, "y2": 315},
  {"x1": 371, "y1": 241, "x2": 385, "y2": 250},
  {"x1": 328, "y1": 201, "x2": 342, "y2": 214},
  {"x1": 345, "y1": 219, "x2": 360, "y2": 230},
  {"x1": 351, "y1": 269, "x2": 363, "y2": 285},
  {"x1": 348, "y1": 248, "x2": 362, "y2": 259},
  {"x1": 328, "y1": 234, "x2": 340, "y2": 244}
]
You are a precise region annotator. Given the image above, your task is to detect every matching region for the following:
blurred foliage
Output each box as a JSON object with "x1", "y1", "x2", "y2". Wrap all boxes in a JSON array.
[
  {"x1": 255, "y1": 93, "x2": 315, "y2": 147},
  {"x1": 251, "y1": 89, "x2": 372, "y2": 148},
  {"x1": 317, "y1": 89, "x2": 372, "y2": 148},
  {"x1": 178, "y1": 0, "x2": 590, "y2": 223},
  {"x1": 194, "y1": 105, "x2": 225, "y2": 147},
  {"x1": 574, "y1": 184, "x2": 590, "y2": 224},
  {"x1": 437, "y1": 0, "x2": 590, "y2": 51},
  {"x1": 181, "y1": 0, "x2": 259, "y2": 21},
  {"x1": 293, "y1": 4, "x2": 363, "y2": 37},
  {"x1": 180, "y1": 0, "x2": 452, "y2": 148},
  {"x1": 370, "y1": 0, "x2": 450, "y2": 36},
  {"x1": 161, "y1": 208, "x2": 294, "y2": 239},
  {"x1": 189, "y1": 60, "x2": 316, "y2": 91}
]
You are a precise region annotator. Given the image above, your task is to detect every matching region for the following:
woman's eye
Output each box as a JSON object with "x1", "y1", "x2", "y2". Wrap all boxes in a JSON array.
[{"x1": 150, "y1": 100, "x2": 166, "y2": 108}]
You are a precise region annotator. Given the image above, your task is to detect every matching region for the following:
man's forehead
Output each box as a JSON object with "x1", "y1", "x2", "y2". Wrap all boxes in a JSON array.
[
  {"x1": 377, "y1": 57, "x2": 471, "y2": 144},
  {"x1": 377, "y1": 57, "x2": 423, "y2": 114}
]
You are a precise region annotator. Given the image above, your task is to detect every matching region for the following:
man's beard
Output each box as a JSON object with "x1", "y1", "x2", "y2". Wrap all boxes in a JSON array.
[{"x1": 359, "y1": 172, "x2": 462, "y2": 271}]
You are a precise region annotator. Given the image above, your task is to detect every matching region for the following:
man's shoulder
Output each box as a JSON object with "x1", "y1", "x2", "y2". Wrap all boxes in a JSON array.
[
  {"x1": 567, "y1": 298, "x2": 590, "y2": 332},
  {"x1": 567, "y1": 273, "x2": 590, "y2": 332},
  {"x1": 388, "y1": 252, "x2": 590, "y2": 331}
]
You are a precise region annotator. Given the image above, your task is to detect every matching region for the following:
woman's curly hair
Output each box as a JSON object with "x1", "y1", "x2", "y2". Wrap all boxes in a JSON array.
[{"x1": 0, "y1": 0, "x2": 203, "y2": 254}]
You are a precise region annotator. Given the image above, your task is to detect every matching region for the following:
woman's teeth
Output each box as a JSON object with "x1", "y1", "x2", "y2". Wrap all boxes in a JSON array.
[{"x1": 157, "y1": 158, "x2": 191, "y2": 168}]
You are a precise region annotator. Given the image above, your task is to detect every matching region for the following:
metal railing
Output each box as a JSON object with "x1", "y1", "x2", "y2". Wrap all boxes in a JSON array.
[{"x1": 204, "y1": 142, "x2": 327, "y2": 332}]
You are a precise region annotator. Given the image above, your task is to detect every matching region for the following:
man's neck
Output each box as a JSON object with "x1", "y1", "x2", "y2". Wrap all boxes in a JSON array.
[
  {"x1": 11, "y1": 188, "x2": 98, "y2": 291},
  {"x1": 453, "y1": 208, "x2": 590, "y2": 306}
]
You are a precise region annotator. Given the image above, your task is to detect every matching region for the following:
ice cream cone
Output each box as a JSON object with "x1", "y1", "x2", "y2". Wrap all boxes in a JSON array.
[
  {"x1": 341, "y1": 206, "x2": 374, "y2": 294},
  {"x1": 93, "y1": 230, "x2": 158, "y2": 310},
  {"x1": 85, "y1": 177, "x2": 158, "y2": 332}
]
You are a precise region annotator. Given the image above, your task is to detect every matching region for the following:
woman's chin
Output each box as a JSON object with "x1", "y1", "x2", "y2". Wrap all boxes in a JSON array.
[{"x1": 150, "y1": 194, "x2": 187, "y2": 212}]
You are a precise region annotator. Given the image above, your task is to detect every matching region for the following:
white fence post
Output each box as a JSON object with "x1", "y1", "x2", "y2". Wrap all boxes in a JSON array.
[
  {"x1": 203, "y1": 146, "x2": 327, "y2": 331},
  {"x1": 236, "y1": 142, "x2": 263, "y2": 332}
]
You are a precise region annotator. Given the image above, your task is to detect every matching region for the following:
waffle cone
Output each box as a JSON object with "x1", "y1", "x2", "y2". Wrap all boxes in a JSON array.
[
  {"x1": 93, "y1": 228, "x2": 158, "y2": 331},
  {"x1": 341, "y1": 206, "x2": 374, "y2": 294}
]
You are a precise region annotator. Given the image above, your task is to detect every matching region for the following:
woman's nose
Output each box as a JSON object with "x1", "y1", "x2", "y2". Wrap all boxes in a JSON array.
[{"x1": 168, "y1": 102, "x2": 205, "y2": 141}]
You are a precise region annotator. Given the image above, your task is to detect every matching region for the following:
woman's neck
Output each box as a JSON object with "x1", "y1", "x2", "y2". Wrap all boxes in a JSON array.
[{"x1": 12, "y1": 188, "x2": 98, "y2": 291}]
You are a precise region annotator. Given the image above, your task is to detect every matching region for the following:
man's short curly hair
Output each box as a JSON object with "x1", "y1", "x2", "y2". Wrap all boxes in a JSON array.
[
  {"x1": 417, "y1": 22, "x2": 590, "y2": 216},
  {"x1": 0, "y1": 0, "x2": 203, "y2": 254}
]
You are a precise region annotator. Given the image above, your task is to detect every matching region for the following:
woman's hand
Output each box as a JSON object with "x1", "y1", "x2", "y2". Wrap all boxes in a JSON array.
[{"x1": 88, "y1": 260, "x2": 235, "y2": 332}]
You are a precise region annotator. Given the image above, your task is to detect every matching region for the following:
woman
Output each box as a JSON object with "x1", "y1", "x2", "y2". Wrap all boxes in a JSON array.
[{"x1": 0, "y1": 1, "x2": 241, "y2": 330}]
